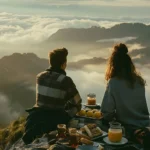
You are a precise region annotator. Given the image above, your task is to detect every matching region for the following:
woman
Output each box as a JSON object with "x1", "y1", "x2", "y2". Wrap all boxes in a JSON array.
[{"x1": 101, "y1": 43, "x2": 150, "y2": 129}]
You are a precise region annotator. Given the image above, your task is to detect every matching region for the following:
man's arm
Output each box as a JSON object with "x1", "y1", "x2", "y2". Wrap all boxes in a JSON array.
[
  {"x1": 64, "y1": 77, "x2": 82, "y2": 117},
  {"x1": 101, "y1": 81, "x2": 116, "y2": 122}
]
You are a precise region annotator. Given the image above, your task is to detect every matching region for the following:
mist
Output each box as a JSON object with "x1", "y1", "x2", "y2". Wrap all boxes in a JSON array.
[
  {"x1": 0, "y1": 94, "x2": 20, "y2": 126},
  {"x1": 0, "y1": 11, "x2": 150, "y2": 126},
  {"x1": 67, "y1": 65, "x2": 150, "y2": 111}
]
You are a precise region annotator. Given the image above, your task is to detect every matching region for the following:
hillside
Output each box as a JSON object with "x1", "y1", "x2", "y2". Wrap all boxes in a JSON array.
[
  {"x1": 0, "y1": 53, "x2": 48, "y2": 125},
  {"x1": 47, "y1": 23, "x2": 150, "y2": 46}
]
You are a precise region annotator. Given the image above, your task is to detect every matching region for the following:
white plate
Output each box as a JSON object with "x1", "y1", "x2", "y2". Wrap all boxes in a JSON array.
[
  {"x1": 92, "y1": 131, "x2": 108, "y2": 140},
  {"x1": 77, "y1": 130, "x2": 107, "y2": 141},
  {"x1": 83, "y1": 104, "x2": 100, "y2": 108},
  {"x1": 76, "y1": 145, "x2": 99, "y2": 150},
  {"x1": 103, "y1": 137, "x2": 128, "y2": 146},
  {"x1": 76, "y1": 142, "x2": 104, "y2": 150},
  {"x1": 76, "y1": 114, "x2": 103, "y2": 120}
]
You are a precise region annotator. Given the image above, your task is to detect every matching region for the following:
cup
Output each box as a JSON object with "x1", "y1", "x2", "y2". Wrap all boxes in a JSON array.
[
  {"x1": 108, "y1": 122, "x2": 124, "y2": 142},
  {"x1": 87, "y1": 93, "x2": 96, "y2": 105},
  {"x1": 68, "y1": 128, "x2": 79, "y2": 148}
]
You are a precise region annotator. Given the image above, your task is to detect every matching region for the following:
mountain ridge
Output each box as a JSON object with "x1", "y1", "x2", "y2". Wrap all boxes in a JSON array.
[{"x1": 48, "y1": 23, "x2": 150, "y2": 43}]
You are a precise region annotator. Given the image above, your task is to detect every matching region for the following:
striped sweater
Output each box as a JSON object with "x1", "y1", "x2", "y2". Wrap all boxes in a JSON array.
[{"x1": 34, "y1": 67, "x2": 82, "y2": 117}]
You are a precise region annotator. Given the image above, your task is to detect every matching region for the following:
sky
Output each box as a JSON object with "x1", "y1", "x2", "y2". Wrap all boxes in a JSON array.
[{"x1": 0, "y1": 0, "x2": 150, "y2": 18}]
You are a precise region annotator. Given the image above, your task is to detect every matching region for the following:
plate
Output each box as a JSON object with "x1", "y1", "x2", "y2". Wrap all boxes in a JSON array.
[
  {"x1": 92, "y1": 131, "x2": 107, "y2": 140},
  {"x1": 83, "y1": 104, "x2": 100, "y2": 108},
  {"x1": 77, "y1": 130, "x2": 107, "y2": 141},
  {"x1": 103, "y1": 137, "x2": 128, "y2": 146},
  {"x1": 76, "y1": 145, "x2": 99, "y2": 150},
  {"x1": 76, "y1": 114, "x2": 103, "y2": 120},
  {"x1": 57, "y1": 138, "x2": 69, "y2": 145}
]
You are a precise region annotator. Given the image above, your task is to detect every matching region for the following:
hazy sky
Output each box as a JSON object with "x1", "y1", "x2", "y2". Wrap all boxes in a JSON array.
[
  {"x1": 0, "y1": 0, "x2": 150, "y2": 18},
  {"x1": 0, "y1": 0, "x2": 150, "y2": 124}
]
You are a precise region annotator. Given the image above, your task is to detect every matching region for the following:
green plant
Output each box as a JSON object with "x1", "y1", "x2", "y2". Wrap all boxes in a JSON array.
[{"x1": 0, "y1": 116, "x2": 26, "y2": 149}]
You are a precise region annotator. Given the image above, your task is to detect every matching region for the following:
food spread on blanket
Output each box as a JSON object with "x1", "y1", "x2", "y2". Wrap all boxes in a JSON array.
[
  {"x1": 56, "y1": 123, "x2": 104, "y2": 150},
  {"x1": 79, "y1": 124, "x2": 103, "y2": 138},
  {"x1": 77, "y1": 108, "x2": 103, "y2": 119}
]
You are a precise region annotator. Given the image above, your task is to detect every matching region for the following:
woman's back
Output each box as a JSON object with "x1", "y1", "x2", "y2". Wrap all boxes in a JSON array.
[
  {"x1": 101, "y1": 43, "x2": 149, "y2": 128},
  {"x1": 106, "y1": 78, "x2": 150, "y2": 127}
]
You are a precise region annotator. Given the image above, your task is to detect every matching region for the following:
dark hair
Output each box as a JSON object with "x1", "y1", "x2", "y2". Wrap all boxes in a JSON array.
[
  {"x1": 105, "y1": 43, "x2": 146, "y2": 87},
  {"x1": 49, "y1": 48, "x2": 68, "y2": 68}
]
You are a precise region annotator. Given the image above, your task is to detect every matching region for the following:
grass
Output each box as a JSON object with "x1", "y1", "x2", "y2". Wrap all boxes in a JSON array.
[{"x1": 0, "y1": 116, "x2": 26, "y2": 150}]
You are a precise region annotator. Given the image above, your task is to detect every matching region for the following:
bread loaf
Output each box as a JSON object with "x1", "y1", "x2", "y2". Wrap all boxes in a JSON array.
[{"x1": 84, "y1": 125, "x2": 93, "y2": 137}]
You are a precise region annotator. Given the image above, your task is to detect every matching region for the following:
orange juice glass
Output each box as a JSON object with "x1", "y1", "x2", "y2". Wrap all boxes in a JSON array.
[
  {"x1": 108, "y1": 122, "x2": 123, "y2": 142},
  {"x1": 87, "y1": 93, "x2": 96, "y2": 105},
  {"x1": 68, "y1": 128, "x2": 79, "y2": 148},
  {"x1": 57, "y1": 124, "x2": 66, "y2": 138}
]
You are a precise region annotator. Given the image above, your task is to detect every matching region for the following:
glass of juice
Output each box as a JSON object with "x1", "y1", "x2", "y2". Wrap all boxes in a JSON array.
[
  {"x1": 68, "y1": 128, "x2": 79, "y2": 148},
  {"x1": 108, "y1": 122, "x2": 123, "y2": 142},
  {"x1": 87, "y1": 93, "x2": 96, "y2": 105}
]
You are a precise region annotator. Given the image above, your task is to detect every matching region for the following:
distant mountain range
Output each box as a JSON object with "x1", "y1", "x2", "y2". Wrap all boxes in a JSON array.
[
  {"x1": 47, "y1": 23, "x2": 150, "y2": 46},
  {"x1": 0, "y1": 22, "x2": 150, "y2": 125},
  {"x1": 39, "y1": 23, "x2": 150, "y2": 60}
]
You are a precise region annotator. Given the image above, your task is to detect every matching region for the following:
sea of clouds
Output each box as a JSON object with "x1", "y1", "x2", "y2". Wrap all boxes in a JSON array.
[
  {"x1": 0, "y1": 94, "x2": 19, "y2": 125},
  {"x1": 0, "y1": 12, "x2": 150, "y2": 44},
  {"x1": 67, "y1": 65, "x2": 150, "y2": 111},
  {"x1": 0, "y1": 12, "x2": 150, "y2": 124},
  {"x1": 0, "y1": 12, "x2": 123, "y2": 44}
]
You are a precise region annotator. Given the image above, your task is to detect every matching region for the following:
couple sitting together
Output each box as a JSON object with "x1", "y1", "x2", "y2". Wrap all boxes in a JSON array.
[{"x1": 23, "y1": 43, "x2": 150, "y2": 145}]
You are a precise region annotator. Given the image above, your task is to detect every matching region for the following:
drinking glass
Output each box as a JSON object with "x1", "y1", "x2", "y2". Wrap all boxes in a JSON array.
[
  {"x1": 108, "y1": 122, "x2": 124, "y2": 142},
  {"x1": 68, "y1": 128, "x2": 79, "y2": 148},
  {"x1": 57, "y1": 124, "x2": 66, "y2": 138},
  {"x1": 87, "y1": 93, "x2": 96, "y2": 105}
]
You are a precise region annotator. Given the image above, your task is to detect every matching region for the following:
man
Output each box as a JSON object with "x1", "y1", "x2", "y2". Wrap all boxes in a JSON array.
[{"x1": 23, "y1": 48, "x2": 82, "y2": 144}]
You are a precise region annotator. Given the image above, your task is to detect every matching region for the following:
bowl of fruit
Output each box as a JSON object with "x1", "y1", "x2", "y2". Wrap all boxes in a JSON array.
[{"x1": 76, "y1": 109, "x2": 103, "y2": 120}]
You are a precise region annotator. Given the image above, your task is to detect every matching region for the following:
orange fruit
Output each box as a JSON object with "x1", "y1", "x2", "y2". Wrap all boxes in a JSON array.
[
  {"x1": 79, "y1": 110, "x2": 86, "y2": 116},
  {"x1": 86, "y1": 111, "x2": 93, "y2": 117},
  {"x1": 94, "y1": 111, "x2": 102, "y2": 119}
]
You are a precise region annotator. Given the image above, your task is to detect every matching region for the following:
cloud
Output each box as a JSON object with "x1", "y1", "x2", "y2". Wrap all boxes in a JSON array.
[
  {"x1": 0, "y1": 93, "x2": 20, "y2": 125},
  {"x1": 0, "y1": 12, "x2": 150, "y2": 45},
  {"x1": 70, "y1": 48, "x2": 110, "y2": 62},
  {"x1": 0, "y1": 0, "x2": 150, "y2": 7},
  {"x1": 35, "y1": 0, "x2": 150, "y2": 7},
  {"x1": 128, "y1": 43, "x2": 145, "y2": 52},
  {"x1": 97, "y1": 37, "x2": 136, "y2": 43},
  {"x1": 67, "y1": 70, "x2": 106, "y2": 104},
  {"x1": 0, "y1": 12, "x2": 123, "y2": 44},
  {"x1": 68, "y1": 57, "x2": 106, "y2": 70},
  {"x1": 67, "y1": 67, "x2": 150, "y2": 111},
  {"x1": 68, "y1": 43, "x2": 148, "y2": 69}
]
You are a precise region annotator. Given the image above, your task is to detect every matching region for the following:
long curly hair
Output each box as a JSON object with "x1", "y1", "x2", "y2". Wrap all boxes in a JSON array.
[{"x1": 105, "y1": 43, "x2": 146, "y2": 87}]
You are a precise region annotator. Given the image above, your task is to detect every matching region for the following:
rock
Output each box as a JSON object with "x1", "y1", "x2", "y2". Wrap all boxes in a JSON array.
[
  {"x1": 48, "y1": 139, "x2": 56, "y2": 145},
  {"x1": 5, "y1": 137, "x2": 50, "y2": 150},
  {"x1": 48, "y1": 144, "x2": 75, "y2": 150},
  {"x1": 31, "y1": 148, "x2": 47, "y2": 150},
  {"x1": 48, "y1": 144, "x2": 65, "y2": 150},
  {"x1": 32, "y1": 139, "x2": 40, "y2": 144}
]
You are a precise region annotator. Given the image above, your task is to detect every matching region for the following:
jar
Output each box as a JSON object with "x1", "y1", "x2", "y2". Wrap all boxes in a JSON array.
[
  {"x1": 108, "y1": 122, "x2": 123, "y2": 142},
  {"x1": 68, "y1": 128, "x2": 79, "y2": 148},
  {"x1": 87, "y1": 93, "x2": 96, "y2": 105},
  {"x1": 57, "y1": 124, "x2": 66, "y2": 138}
]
